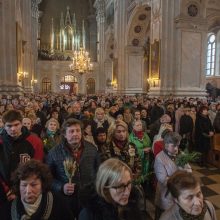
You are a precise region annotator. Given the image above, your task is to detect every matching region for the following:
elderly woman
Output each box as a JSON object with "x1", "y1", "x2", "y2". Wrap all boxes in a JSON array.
[
  {"x1": 10, "y1": 159, "x2": 73, "y2": 220},
  {"x1": 154, "y1": 131, "x2": 191, "y2": 219},
  {"x1": 41, "y1": 118, "x2": 61, "y2": 153},
  {"x1": 129, "y1": 120, "x2": 151, "y2": 177},
  {"x1": 160, "y1": 170, "x2": 217, "y2": 220},
  {"x1": 79, "y1": 158, "x2": 147, "y2": 220}
]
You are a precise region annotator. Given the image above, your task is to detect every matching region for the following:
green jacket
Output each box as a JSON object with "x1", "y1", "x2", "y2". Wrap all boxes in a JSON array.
[{"x1": 129, "y1": 132, "x2": 151, "y2": 175}]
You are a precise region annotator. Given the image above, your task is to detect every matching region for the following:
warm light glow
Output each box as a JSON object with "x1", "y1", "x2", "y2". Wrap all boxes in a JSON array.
[
  {"x1": 18, "y1": 72, "x2": 29, "y2": 82},
  {"x1": 111, "y1": 80, "x2": 118, "y2": 89},
  {"x1": 147, "y1": 78, "x2": 160, "y2": 87},
  {"x1": 69, "y1": 47, "x2": 93, "y2": 74}
]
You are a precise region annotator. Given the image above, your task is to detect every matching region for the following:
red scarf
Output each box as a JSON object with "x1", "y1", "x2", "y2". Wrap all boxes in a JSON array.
[
  {"x1": 133, "y1": 129, "x2": 144, "y2": 140},
  {"x1": 67, "y1": 143, "x2": 84, "y2": 164}
]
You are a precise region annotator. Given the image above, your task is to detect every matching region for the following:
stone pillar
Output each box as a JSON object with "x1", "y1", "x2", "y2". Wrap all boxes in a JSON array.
[
  {"x1": 0, "y1": 0, "x2": 23, "y2": 95},
  {"x1": 94, "y1": 0, "x2": 105, "y2": 92},
  {"x1": 31, "y1": 0, "x2": 41, "y2": 93},
  {"x1": 114, "y1": 0, "x2": 127, "y2": 93},
  {"x1": 149, "y1": 0, "x2": 207, "y2": 97},
  {"x1": 124, "y1": 46, "x2": 145, "y2": 94},
  {"x1": 21, "y1": 0, "x2": 31, "y2": 92}
]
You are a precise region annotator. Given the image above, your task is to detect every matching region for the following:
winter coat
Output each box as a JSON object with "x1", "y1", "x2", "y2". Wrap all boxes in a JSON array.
[
  {"x1": 46, "y1": 140, "x2": 100, "y2": 192},
  {"x1": 0, "y1": 127, "x2": 44, "y2": 186},
  {"x1": 154, "y1": 150, "x2": 191, "y2": 210},
  {"x1": 11, "y1": 191, "x2": 73, "y2": 220},
  {"x1": 160, "y1": 201, "x2": 217, "y2": 220},
  {"x1": 129, "y1": 132, "x2": 151, "y2": 175},
  {"x1": 79, "y1": 184, "x2": 147, "y2": 220},
  {"x1": 195, "y1": 113, "x2": 214, "y2": 153}
]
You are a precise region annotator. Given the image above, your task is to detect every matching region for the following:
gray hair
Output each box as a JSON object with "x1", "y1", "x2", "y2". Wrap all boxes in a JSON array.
[{"x1": 163, "y1": 131, "x2": 181, "y2": 146}]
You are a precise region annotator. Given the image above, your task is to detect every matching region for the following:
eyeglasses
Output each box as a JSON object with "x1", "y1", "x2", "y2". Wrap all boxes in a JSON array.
[{"x1": 106, "y1": 181, "x2": 132, "y2": 194}]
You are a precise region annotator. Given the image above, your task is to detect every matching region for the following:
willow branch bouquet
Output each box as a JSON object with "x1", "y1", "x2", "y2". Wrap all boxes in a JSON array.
[
  {"x1": 133, "y1": 172, "x2": 154, "y2": 185},
  {"x1": 176, "y1": 150, "x2": 201, "y2": 168},
  {"x1": 63, "y1": 158, "x2": 77, "y2": 184}
]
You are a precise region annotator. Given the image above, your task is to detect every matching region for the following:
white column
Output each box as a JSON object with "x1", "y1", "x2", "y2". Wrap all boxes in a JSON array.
[
  {"x1": 94, "y1": 0, "x2": 106, "y2": 92},
  {"x1": 115, "y1": 0, "x2": 126, "y2": 93},
  {"x1": 124, "y1": 46, "x2": 145, "y2": 94},
  {"x1": 149, "y1": 0, "x2": 207, "y2": 97},
  {"x1": 31, "y1": 0, "x2": 41, "y2": 93}
]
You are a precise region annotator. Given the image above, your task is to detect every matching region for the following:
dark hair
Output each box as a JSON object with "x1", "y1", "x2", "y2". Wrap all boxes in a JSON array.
[
  {"x1": 11, "y1": 160, "x2": 53, "y2": 196},
  {"x1": 198, "y1": 105, "x2": 208, "y2": 114},
  {"x1": 95, "y1": 127, "x2": 107, "y2": 136},
  {"x1": 167, "y1": 170, "x2": 201, "y2": 199},
  {"x1": 82, "y1": 119, "x2": 92, "y2": 130},
  {"x1": 61, "y1": 118, "x2": 82, "y2": 135},
  {"x1": 2, "y1": 110, "x2": 23, "y2": 123}
]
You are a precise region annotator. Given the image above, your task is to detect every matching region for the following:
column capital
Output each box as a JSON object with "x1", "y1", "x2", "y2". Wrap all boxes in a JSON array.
[
  {"x1": 31, "y1": 0, "x2": 41, "y2": 18},
  {"x1": 94, "y1": 0, "x2": 105, "y2": 21}
]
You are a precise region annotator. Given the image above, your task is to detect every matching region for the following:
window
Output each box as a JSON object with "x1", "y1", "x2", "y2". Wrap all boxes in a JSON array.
[
  {"x1": 42, "y1": 78, "x2": 51, "y2": 93},
  {"x1": 206, "y1": 34, "x2": 216, "y2": 76}
]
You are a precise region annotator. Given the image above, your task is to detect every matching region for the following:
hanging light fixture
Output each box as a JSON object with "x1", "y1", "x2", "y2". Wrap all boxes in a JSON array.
[
  {"x1": 69, "y1": 20, "x2": 93, "y2": 74},
  {"x1": 69, "y1": 47, "x2": 93, "y2": 74}
]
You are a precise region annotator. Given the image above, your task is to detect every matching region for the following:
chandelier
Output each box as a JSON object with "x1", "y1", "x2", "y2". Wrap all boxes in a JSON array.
[{"x1": 69, "y1": 47, "x2": 93, "y2": 74}]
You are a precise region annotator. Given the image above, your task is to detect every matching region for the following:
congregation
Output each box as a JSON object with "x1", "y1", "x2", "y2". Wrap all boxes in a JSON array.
[{"x1": 0, "y1": 93, "x2": 219, "y2": 220}]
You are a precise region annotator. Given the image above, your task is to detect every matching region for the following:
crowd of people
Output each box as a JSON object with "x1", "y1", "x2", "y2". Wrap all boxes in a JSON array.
[{"x1": 0, "y1": 93, "x2": 219, "y2": 220}]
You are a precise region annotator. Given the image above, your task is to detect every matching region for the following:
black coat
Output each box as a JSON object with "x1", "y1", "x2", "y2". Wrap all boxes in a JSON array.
[
  {"x1": 179, "y1": 114, "x2": 193, "y2": 135},
  {"x1": 11, "y1": 191, "x2": 73, "y2": 220},
  {"x1": 91, "y1": 120, "x2": 109, "y2": 137},
  {"x1": 79, "y1": 184, "x2": 147, "y2": 220},
  {"x1": 195, "y1": 113, "x2": 214, "y2": 153},
  {"x1": 213, "y1": 112, "x2": 220, "y2": 133}
]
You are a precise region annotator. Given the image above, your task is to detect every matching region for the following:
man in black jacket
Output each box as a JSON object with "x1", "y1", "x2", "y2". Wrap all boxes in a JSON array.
[{"x1": 46, "y1": 118, "x2": 100, "y2": 219}]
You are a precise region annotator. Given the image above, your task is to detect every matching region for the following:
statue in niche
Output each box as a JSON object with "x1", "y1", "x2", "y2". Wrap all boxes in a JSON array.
[{"x1": 150, "y1": 40, "x2": 160, "y2": 79}]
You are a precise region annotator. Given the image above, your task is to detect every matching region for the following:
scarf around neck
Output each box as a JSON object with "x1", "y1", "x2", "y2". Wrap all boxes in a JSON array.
[
  {"x1": 21, "y1": 194, "x2": 42, "y2": 217},
  {"x1": 163, "y1": 149, "x2": 176, "y2": 161},
  {"x1": 133, "y1": 129, "x2": 144, "y2": 140},
  {"x1": 179, "y1": 201, "x2": 207, "y2": 220},
  {"x1": 113, "y1": 139, "x2": 127, "y2": 149},
  {"x1": 46, "y1": 129, "x2": 56, "y2": 137}
]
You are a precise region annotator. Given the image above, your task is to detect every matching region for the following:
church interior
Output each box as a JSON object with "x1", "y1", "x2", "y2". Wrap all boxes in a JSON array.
[
  {"x1": 0, "y1": 0, "x2": 220, "y2": 96},
  {"x1": 1, "y1": 0, "x2": 220, "y2": 219}
]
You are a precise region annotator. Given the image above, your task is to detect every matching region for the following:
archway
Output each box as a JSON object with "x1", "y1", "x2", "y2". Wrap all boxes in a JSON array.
[
  {"x1": 42, "y1": 77, "x2": 51, "y2": 93},
  {"x1": 125, "y1": 5, "x2": 151, "y2": 93},
  {"x1": 60, "y1": 75, "x2": 78, "y2": 94},
  {"x1": 86, "y1": 78, "x2": 95, "y2": 94}
]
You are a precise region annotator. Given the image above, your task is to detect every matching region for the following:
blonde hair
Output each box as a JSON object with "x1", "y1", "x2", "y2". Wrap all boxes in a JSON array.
[
  {"x1": 45, "y1": 118, "x2": 60, "y2": 130},
  {"x1": 94, "y1": 107, "x2": 105, "y2": 119},
  {"x1": 96, "y1": 158, "x2": 132, "y2": 203},
  {"x1": 27, "y1": 112, "x2": 37, "y2": 122},
  {"x1": 107, "y1": 120, "x2": 128, "y2": 142},
  {"x1": 95, "y1": 107, "x2": 104, "y2": 115}
]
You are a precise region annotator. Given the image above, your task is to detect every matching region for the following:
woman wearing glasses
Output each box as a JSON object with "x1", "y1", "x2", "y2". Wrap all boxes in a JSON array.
[{"x1": 79, "y1": 158, "x2": 147, "y2": 220}]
